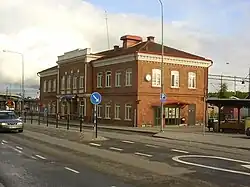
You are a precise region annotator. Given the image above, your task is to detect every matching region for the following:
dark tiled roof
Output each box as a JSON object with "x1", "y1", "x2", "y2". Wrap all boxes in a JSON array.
[
  {"x1": 94, "y1": 41, "x2": 212, "y2": 62},
  {"x1": 38, "y1": 65, "x2": 57, "y2": 74}
]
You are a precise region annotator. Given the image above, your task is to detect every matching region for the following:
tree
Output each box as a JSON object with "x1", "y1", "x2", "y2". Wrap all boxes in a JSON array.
[{"x1": 218, "y1": 83, "x2": 228, "y2": 98}]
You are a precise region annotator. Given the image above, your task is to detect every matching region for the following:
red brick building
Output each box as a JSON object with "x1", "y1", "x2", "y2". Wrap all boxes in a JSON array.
[{"x1": 38, "y1": 34, "x2": 213, "y2": 127}]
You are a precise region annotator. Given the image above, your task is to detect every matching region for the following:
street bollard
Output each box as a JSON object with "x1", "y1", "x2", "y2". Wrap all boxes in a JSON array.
[
  {"x1": 24, "y1": 112, "x2": 27, "y2": 123},
  {"x1": 30, "y1": 111, "x2": 33, "y2": 124},
  {"x1": 38, "y1": 112, "x2": 40, "y2": 125},
  {"x1": 46, "y1": 114, "x2": 49, "y2": 126},
  {"x1": 80, "y1": 115, "x2": 83, "y2": 132},
  {"x1": 67, "y1": 114, "x2": 70, "y2": 130},
  {"x1": 56, "y1": 113, "x2": 59, "y2": 128}
]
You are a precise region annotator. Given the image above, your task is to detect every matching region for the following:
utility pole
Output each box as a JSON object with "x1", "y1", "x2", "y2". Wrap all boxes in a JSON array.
[
  {"x1": 234, "y1": 76, "x2": 236, "y2": 95},
  {"x1": 105, "y1": 10, "x2": 110, "y2": 49},
  {"x1": 220, "y1": 74, "x2": 223, "y2": 98}
]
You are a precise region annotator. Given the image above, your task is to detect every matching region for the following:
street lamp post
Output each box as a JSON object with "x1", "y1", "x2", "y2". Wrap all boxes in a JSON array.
[
  {"x1": 2, "y1": 50, "x2": 25, "y2": 113},
  {"x1": 158, "y1": 0, "x2": 165, "y2": 132}
]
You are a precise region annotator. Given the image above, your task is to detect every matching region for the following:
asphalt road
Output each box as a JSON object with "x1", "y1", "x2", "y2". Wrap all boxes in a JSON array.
[{"x1": 0, "y1": 136, "x2": 134, "y2": 187}]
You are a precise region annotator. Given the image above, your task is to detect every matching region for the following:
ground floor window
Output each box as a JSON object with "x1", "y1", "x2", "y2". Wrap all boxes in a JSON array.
[
  {"x1": 105, "y1": 104, "x2": 111, "y2": 119},
  {"x1": 114, "y1": 104, "x2": 120, "y2": 119},
  {"x1": 51, "y1": 104, "x2": 56, "y2": 114},
  {"x1": 97, "y1": 105, "x2": 102, "y2": 118},
  {"x1": 164, "y1": 107, "x2": 180, "y2": 125},
  {"x1": 79, "y1": 99, "x2": 86, "y2": 117},
  {"x1": 125, "y1": 104, "x2": 132, "y2": 120}
]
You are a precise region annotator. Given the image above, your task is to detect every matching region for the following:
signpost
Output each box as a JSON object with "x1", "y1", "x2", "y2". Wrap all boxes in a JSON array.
[
  {"x1": 90, "y1": 92, "x2": 102, "y2": 138},
  {"x1": 160, "y1": 93, "x2": 167, "y2": 132}
]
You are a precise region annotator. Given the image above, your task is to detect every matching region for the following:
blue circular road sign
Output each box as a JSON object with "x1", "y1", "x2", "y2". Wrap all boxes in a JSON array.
[{"x1": 90, "y1": 92, "x2": 102, "y2": 105}]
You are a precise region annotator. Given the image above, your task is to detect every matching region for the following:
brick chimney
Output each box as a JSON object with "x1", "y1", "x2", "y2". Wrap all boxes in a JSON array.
[
  {"x1": 113, "y1": 45, "x2": 119, "y2": 51},
  {"x1": 120, "y1": 35, "x2": 142, "y2": 48},
  {"x1": 147, "y1": 36, "x2": 155, "y2": 42}
]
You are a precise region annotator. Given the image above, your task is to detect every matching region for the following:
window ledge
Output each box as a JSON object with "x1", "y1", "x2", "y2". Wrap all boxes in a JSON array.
[
  {"x1": 152, "y1": 85, "x2": 161, "y2": 88},
  {"x1": 115, "y1": 86, "x2": 121, "y2": 88},
  {"x1": 188, "y1": 87, "x2": 196, "y2": 89},
  {"x1": 124, "y1": 119, "x2": 132, "y2": 121},
  {"x1": 125, "y1": 85, "x2": 132, "y2": 87},
  {"x1": 114, "y1": 118, "x2": 121, "y2": 120},
  {"x1": 171, "y1": 86, "x2": 179, "y2": 89},
  {"x1": 97, "y1": 117, "x2": 102, "y2": 119},
  {"x1": 104, "y1": 117, "x2": 111, "y2": 120}
]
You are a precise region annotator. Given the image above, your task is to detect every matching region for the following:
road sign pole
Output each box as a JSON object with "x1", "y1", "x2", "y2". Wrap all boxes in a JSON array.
[
  {"x1": 95, "y1": 104, "x2": 97, "y2": 138},
  {"x1": 90, "y1": 92, "x2": 102, "y2": 139}
]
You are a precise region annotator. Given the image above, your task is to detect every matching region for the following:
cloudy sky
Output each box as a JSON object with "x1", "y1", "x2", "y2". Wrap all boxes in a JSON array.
[{"x1": 0, "y1": 0, "x2": 250, "y2": 93}]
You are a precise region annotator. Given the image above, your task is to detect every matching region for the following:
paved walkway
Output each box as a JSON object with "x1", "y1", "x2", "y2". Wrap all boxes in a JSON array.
[{"x1": 154, "y1": 131, "x2": 250, "y2": 150}]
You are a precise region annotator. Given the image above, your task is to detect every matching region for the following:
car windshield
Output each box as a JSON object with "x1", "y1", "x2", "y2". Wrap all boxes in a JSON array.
[{"x1": 0, "y1": 112, "x2": 18, "y2": 119}]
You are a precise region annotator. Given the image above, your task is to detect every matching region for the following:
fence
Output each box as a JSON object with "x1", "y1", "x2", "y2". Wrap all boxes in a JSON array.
[{"x1": 22, "y1": 111, "x2": 88, "y2": 132}]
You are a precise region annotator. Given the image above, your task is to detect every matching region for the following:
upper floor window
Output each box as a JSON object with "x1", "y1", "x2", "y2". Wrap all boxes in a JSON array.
[
  {"x1": 43, "y1": 80, "x2": 47, "y2": 92},
  {"x1": 67, "y1": 75, "x2": 71, "y2": 90},
  {"x1": 61, "y1": 76, "x2": 65, "y2": 90},
  {"x1": 53, "y1": 79, "x2": 56, "y2": 92},
  {"x1": 152, "y1": 69, "x2": 161, "y2": 87},
  {"x1": 73, "y1": 76, "x2": 77, "y2": 89},
  {"x1": 79, "y1": 76, "x2": 84, "y2": 89},
  {"x1": 48, "y1": 80, "x2": 52, "y2": 92},
  {"x1": 115, "y1": 71, "x2": 121, "y2": 87},
  {"x1": 188, "y1": 72, "x2": 196, "y2": 89},
  {"x1": 97, "y1": 72, "x2": 102, "y2": 88},
  {"x1": 171, "y1": 70, "x2": 179, "y2": 88},
  {"x1": 125, "y1": 68, "x2": 132, "y2": 86},
  {"x1": 105, "y1": 71, "x2": 111, "y2": 88}
]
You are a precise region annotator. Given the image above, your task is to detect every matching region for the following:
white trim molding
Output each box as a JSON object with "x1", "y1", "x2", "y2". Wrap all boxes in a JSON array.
[
  {"x1": 92, "y1": 53, "x2": 212, "y2": 68},
  {"x1": 137, "y1": 53, "x2": 212, "y2": 68},
  {"x1": 39, "y1": 68, "x2": 58, "y2": 78}
]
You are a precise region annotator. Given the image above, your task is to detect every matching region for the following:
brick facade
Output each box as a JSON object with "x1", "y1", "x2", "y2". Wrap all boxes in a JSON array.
[{"x1": 38, "y1": 34, "x2": 213, "y2": 127}]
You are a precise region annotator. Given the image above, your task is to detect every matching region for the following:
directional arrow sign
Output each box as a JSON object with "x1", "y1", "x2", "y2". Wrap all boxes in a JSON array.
[
  {"x1": 242, "y1": 165, "x2": 250, "y2": 169},
  {"x1": 90, "y1": 92, "x2": 102, "y2": 105}
]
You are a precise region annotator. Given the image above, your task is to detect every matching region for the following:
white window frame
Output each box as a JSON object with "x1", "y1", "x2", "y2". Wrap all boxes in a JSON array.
[
  {"x1": 48, "y1": 80, "x2": 52, "y2": 92},
  {"x1": 53, "y1": 79, "x2": 56, "y2": 92},
  {"x1": 105, "y1": 104, "x2": 111, "y2": 119},
  {"x1": 152, "y1": 69, "x2": 161, "y2": 87},
  {"x1": 188, "y1": 72, "x2": 196, "y2": 89},
  {"x1": 125, "y1": 69, "x2": 132, "y2": 86},
  {"x1": 79, "y1": 99, "x2": 86, "y2": 117},
  {"x1": 115, "y1": 71, "x2": 121, "y2": 87},
  {"x1": 97, "y1": 105, "x2": 102, "y2": 118},
  {"x1": 67, "y1": 75, "x2": 71, "y2": 90},
  {"x1": 79, "y1": 76, "x2": 84, "y2": 89},
  {"x1": 97, "y1": 72, "x2": 102, "y2": 88},
  {"x1": 105, "y1": 71, "x2": 111, "y2": 88},
  {"x1": 43, "y1": 80, "x2": 47, "y2": 92},
  {"x1": 73, "y1": 76, "x2": 77, "y2": 89},
  {"x1": 171, "y1": 70, "x2": 180, "y2": 88},
  {"x1": 114, "y1": 104, "x2": 121, "y2": 119},
  {"x1": 61, "y1": 76, "x2": 65, "y2": 90},
  {"x1": 125, "y1": 104, "x2": 132, "y2": 121}
]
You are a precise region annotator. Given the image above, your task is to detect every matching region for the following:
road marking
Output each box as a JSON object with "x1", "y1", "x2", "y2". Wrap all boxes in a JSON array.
[
  {"x1": 35, "y1": 154, "x2": 46, "y2": 160},
  {"x1": 171, "y1": 149, "x2": 189, "y2": 154},
  {"x1": 2, "y1": 140, "x2": 8, "y2": 143},
  {"x1": 64, "y1": 167, "x2": 80, "y2": 174},
  {"x1": 31, "y1": 156, "x2": 37, "y2": 159},
  {"x1": 242, "y1": 165, "x2": 250, "y2": 169},
  {"x1": 16, "y1": 146, "x2": 23, "y2": 150},
  {"x1": 122, "y1": 140, "x2": 134, "y2": 144},
  {"x1": 13, "y1": 148, "x2": 22, "y2": 154},
  {"x1": 89, "y1": 143, "x2": 101, "y2": 147},
  {"x1": 172, "y1": 154, "x2": 250, "y2": 176},
  {"x1": 145, "y1": 144, "x2": 159, "y2": 148},
  {"x1": 1, "y1": 142, "x2": 4, "y2": 145},
  {"x1": 135, "y1": 152, "x2": 153, "y2": 157},
  {"x1": 109, "y1": 147, "x2": 123, "y2": 151}
]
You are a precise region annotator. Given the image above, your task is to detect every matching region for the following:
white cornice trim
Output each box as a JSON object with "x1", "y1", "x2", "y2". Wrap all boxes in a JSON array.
[
  {"x1": 92, "y1": 54, "x2": 136, "y2": 67},
  {"x1": 39, "y1": 69, "x2": 57, "y2": 78},
  {"x1": 137, "y1": 53, "x2": 212, "y2": 67},
  {"x1": 91, "y1": 53, "x2": 212, "y2": 68}
]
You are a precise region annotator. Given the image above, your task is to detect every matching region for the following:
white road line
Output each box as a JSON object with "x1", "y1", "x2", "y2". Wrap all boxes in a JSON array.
[
  {"x1": 64, "y1": 167, "x2": 80, "y2": 174},
  {"x1": 2, "y1": 140, "x2": 8, "y2": 143},
  {"x1": 109, "y1": 147, "x2": 123, "y2": 151},
  {"x1": 13, "y1": 148, "x2": 22, "y2": 154},
  {"x1": 1, "y1": 142, "x2": 4, "y2": 145},
  {"x1": 171, "y1": 149, "x2": 189, "y2": 154},
  {"x1": 35, "y1": 154, "x2": 46, "y2": 160},
  {"x1": 145, "y1": 144, "x2": 159, "y2": 148},
  {"x1": 31, "y1": 156, "x2": 37, "y2": 159},
  {"x1": 122, "y1": 140, "x2": 134, "y2": 144},
  {"x1": 89, "y1": 142, "x2": 101, "y2": 147},
  {"x1": 16, "y1": 146, "x2": 23, "y2": 150},
  {"x1": 135, "y1": 152, "x2": 153, "y2": 157}
]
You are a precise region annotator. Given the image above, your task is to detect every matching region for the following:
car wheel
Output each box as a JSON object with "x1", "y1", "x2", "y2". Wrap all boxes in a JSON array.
[{"x1": 18, "y1": 129, "x2": 23, "y2": 133}]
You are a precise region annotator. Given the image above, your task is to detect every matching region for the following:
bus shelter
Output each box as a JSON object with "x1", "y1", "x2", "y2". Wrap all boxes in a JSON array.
[{"x1": 206, "y1": 98, "x2": 250, "y2": 132}]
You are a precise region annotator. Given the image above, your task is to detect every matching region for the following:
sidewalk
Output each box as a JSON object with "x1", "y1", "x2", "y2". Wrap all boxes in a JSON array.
[
  {"x1": 26, "y1": 116, "x2": 205, "y2": 135},
  {"x1": 154, "y1": 131, "x2": 250, "y2": 150}
]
